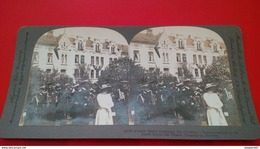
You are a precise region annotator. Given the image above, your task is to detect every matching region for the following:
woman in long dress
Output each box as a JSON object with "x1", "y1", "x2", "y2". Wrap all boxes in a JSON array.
[
  {"x1": 203, "y1": 83, "x2": 228, "y2": 126},
  {"x1": 95, "y1": 84, "x2": 114, "y2": 125}
]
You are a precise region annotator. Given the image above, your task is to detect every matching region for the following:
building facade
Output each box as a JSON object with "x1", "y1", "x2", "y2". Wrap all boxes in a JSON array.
[
  {"x1": 129, "y1": 29, "x2": 226, "y2": 82},
  {"x1": 32, "y1": 31, "x2": 128, "y2": 83}
]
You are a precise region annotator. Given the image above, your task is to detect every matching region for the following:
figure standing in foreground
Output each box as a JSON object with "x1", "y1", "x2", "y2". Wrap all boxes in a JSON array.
[
  {"x1": 95, "y1": 84, "x2": 114, "y2": 125},
  {"x1": 203, "y1": 83, "x2": 228, "y2": 126}
]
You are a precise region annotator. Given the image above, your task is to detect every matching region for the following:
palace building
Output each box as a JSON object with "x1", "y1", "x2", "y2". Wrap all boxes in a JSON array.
[
  {"x1": 129, "y1": 28, "x2": 226, "y2": 82},
  {"x1": 32, "y1": 30, "x2": 128, "y2": 83}
]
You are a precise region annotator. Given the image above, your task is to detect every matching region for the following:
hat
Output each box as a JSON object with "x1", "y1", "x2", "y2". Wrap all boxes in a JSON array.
[
  {"x1": 205, "y1": 83, "x2": 216, "y2": 89},
  {"x1": 101, "y1": 84, "x2": 111, "y2": 90},
  {"x1": 140, "y1": 84, "x2": 149, "y2": 88}
]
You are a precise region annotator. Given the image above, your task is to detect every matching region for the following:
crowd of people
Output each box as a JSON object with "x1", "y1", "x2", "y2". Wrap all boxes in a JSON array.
[{"x1": 25, "y1": 78, "x2": 236, "y2": 126}]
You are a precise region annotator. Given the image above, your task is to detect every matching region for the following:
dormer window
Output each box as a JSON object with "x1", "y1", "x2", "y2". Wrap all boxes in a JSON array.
[
  {"x1": 78, "y1": 40, "x2": 83, "y2": 51},
  {"x1": 111, "y1": 45, "x2": 116, "y2": 54},
  {"x1": 95, "y1": 43, "x2": 100, "y2": 53},
  {"x1": 213, "y1": 43, "x2": 218, "y2": 52},
  {"x1": 178, "y1": 39, "x2": 184, "y2": 49},
  {"x1": 197, "y1": 41, "x2": 202, "y2": 51}
]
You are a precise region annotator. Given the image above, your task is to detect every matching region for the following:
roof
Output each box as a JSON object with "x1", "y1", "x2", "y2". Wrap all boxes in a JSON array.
[
  {"x1": 204, "y1": 39, "x2": 212, "y2": 48},
  {"x1": 168, "y1": 35, "x2": 176, "y2": 44},
  {"x1": 131, "y1": 32, "x2": 158, "y2": 45},
  {"x1": 186, "y1": 36, "x2": 194, "y2": 46},
  {"x1": 117, "y1": 44, "x2": 128, "y2": 53},
  {"x1": 85, "y1": 38, "x2": 93, "y2": 47},
  {"x1": 37, "y1": 33, "x2": 58, "y2": 46},
  {"x1": 102, "y1": 41, "x2": 109, "y2": 49}
]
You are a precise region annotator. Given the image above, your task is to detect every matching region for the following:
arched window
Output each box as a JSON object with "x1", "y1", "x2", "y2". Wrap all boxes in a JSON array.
[
  {"x1": 95, "y1": 43, "x2": 100, "y2": 52},
  {"x1": 111, "y1": 45, "x2": 115, "y2": 54},
  {"x1": 78, "y1": 40, "x2": 83, "y2": 50},
  {"x1": 213, "y1": 43, "x2": 218, "y2": 52},
  {"x1": 197, "y1": 41, "x2": 201, "y2": 50},
  {"x1": 163, "y1": 53, "x2": 165, "y2": 62},
  {"x1": 61, "y1": 54, "x2": 64, "y2": 64},
  {"x1": 166, "y1": 53, "x2": 169, "y2": 62},
  {"x1": 178, "y1": 39, "x2": 184, "y2": 49}
]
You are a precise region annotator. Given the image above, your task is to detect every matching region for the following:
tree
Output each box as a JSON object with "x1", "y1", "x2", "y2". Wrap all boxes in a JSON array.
[
  {"x1": 74, "y1": 63, "x2": 90, "y2": 83},
  {"x1": 202, "y1": 55, "x2": 231, "y2": 89},
  {"x1": 24, "y1": 66, "x2": 74, "y2": 122}
]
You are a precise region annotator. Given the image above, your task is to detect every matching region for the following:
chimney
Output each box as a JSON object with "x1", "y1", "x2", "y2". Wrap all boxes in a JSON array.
[
  {"x1": 47, "y1": 30, "x2": 53, "y2": 37},
  {"x1": 147, "y1": 29, "x2": 153, "y2": 36}
]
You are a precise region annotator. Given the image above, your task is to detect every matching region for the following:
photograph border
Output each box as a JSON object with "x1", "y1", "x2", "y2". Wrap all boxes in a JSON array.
[{"x1": 0, "y1": 26, "x2": 259, "y2": 139}]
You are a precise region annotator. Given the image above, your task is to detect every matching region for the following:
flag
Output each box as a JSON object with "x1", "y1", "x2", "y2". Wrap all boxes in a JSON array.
[
  {"x1": 53, "y1": 44, "x2": 60, "y2": 59},
  {"x1": 154, "y1": 42, "x2": 160, "y2": 58}
]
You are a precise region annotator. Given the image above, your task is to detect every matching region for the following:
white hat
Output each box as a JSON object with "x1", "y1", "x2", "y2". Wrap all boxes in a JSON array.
[
  {"x1": 205, "y1": 83, "x2": 216, "y2": 89},
  {"x1": 101, "y1": 84, "x2": 111, "y2": 90}
]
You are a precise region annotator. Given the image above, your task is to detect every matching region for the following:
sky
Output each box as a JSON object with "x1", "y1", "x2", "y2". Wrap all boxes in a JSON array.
[
  {"x1": 52, "y1": 27, "x2": 129, "y2": 45},
  {"x1": 139, "y1": 26, "x2": 224, "y2": 42},
  {"x1": 49, "y1": 26, "x2": 224, "y2": 44}
]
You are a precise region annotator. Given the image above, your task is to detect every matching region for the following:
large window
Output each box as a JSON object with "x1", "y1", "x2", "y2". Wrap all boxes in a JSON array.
[
  {"x1": 91, "y1": 70, "x2": 94, "y2": 78},
  {"x1": 109, "y1": 58, "x2": 113, "y2": 64},
  {"x1": 81, "y1": 55, "x2": 85, "y2": 64},
  {"x1": 134, "y1": 50, "x2": 140, "y2": 62},
  {"x1": 176, "y1": 53, "x2": 181, "y2": 62},
  {"x1": 96, "y1": 70, "x2": 99, "y2": 78},
  {"x1": 178, "y1": 68, "x2": 183, "y2": 77},
  {"x1": 163, "y1": 53, "x2": 169, "y2": 63},
  {"x1": 193, "y1": 54, "x2": 197, "y2": 64},
  {"x1": 75, "y1": 55, "x2": 79, "y2": 63},
  {"x1": 166, "y1": 53, "x2": 169, "y2": 63},
  {"x1": 198, "y1": 55, "x2": 202, "y2": 64},
  {"x1": 74, "y1": 69, "x2": 79, "y2": 78},
  {"x1": 195, "y1": 68, "x2": 199, "y2": 77},
  {"x1": 60, "y1": 69, "x2": 66, "y2": 75},
  {"x1": 148, "y1": 52, "x2": 154, "y2": 62},
  {"x1": 33, "y1": 52, "x2": 39, "y2": 63},
  {"x1": 96, "y1": 57, "x2": 99, "y2": 65},
  {"x1": 163, "y1": 53, "x2": 165, "y2": 62},
  {"x1": 47, "y1": 53, "x2": 53, "y2": 63},
  {"x1": 182, "y1": 54, "x2": 187, "y2": 62},
  {"x1": 46, "y1": 69, "x2": 51, "y2": 73},
  {"x1": 163, "y1": 68, "x2": 169, "y2": 74},
  {"x1": 203, "y1": 55, "x2": 207, "y2": 64},
  {"x1": 149, "y1": 67, "x2": 155, "y2": 72},
  {"x1": 101, "y1": 57, "x2": 104, "y2": 66},
  {"x1": 61, "y1": 54, "x2": 67, "y2": 64},
  {"x1": 212, "y1": 56, "x2": 216, "y2": 63},
  {"x1": 91, "y1": 56, "x2": 94, "y2": 65}
]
